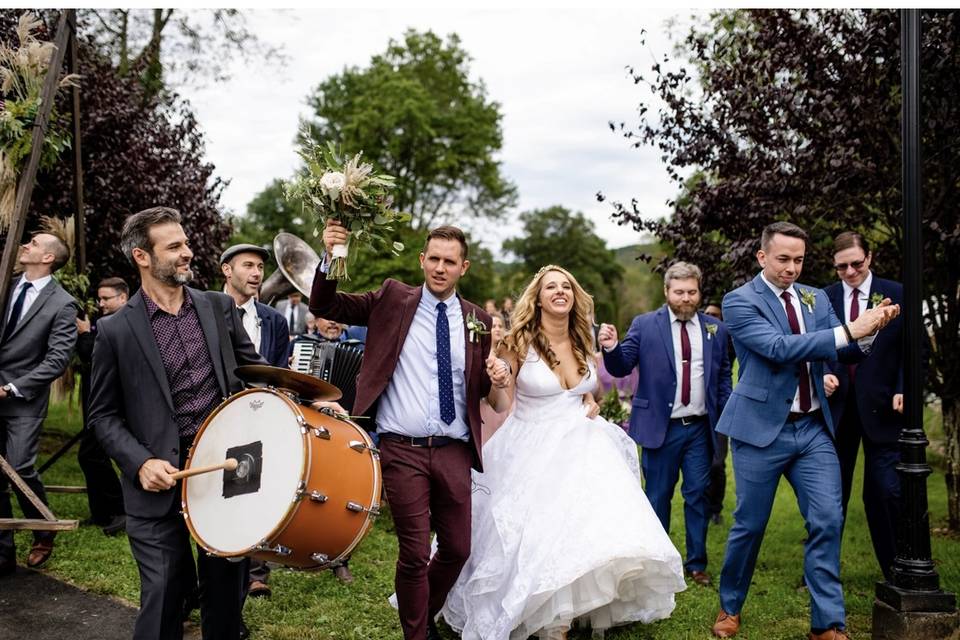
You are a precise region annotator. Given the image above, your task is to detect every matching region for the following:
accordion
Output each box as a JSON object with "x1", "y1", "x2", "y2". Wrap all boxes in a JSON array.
[{"x1": 290, "y1": 338, "x2": 364, "y2": 412}]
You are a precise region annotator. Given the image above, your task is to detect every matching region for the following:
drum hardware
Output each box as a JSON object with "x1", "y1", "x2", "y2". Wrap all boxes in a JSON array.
[
  {"x1": 345, "y1": 501, "x2": 380, "y2": 516},
  {"x1": 255, "y1": 542, "x2": 292, "y2": 557},
  {"x1": 310, "y1": 552, "x2": 330, "y2": 564},
  {"x1": 310, "y1": 425, "x2": 331, "y2": 440},
  {"x1": 308, "y1": 490, "x2": 329, "y2": 503},
  {"x1": 348, "y1": 440, "x2": 379, "y2": 454}
]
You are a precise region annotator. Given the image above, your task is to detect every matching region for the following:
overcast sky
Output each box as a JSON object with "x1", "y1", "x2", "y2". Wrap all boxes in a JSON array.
[{"x1": 178, "y1": 8, "x2": 701, "y2": 255}]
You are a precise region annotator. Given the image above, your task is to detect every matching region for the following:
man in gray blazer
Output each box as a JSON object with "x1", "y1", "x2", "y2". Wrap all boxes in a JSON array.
[
  {"x1": 0, "y1": 231, "x2": 78, "y2": 574},
  {"x1": 275, "y1": 291, "x2": 309, "y2": 336},
  {"x1": 89, "y1": 207, "x2": 265, "y2": 640}
]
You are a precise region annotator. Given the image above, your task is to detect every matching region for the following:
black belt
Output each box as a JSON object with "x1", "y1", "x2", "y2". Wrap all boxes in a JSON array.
[
  {"x1": 787, "y1": 408, "x2": 822, "y2": 423},
  {"x1": 379, "y1": 432, "x2": 461, "y2": 448},
  {"x1": 670, "y1": 415, "x2": 707, "y2": 426}
]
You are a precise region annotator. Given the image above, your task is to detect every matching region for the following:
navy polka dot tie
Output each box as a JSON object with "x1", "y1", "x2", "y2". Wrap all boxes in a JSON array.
[{"x1": 436, "y1": 301, "x2": 455, "y2": 425}]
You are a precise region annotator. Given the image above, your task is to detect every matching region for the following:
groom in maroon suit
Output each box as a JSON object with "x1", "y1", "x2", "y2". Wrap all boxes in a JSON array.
[{"x1": 311, "y1": 220, "x2": 494, "y2": 640}]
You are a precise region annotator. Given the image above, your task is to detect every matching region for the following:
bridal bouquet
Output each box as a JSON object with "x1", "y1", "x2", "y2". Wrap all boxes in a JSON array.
[{"x1": 286, "y1": 130, "x2": 410, "y2": 280}]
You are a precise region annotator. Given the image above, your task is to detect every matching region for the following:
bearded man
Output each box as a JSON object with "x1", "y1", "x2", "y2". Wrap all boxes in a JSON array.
[{"x1": 599, "y1": 261, "x2": 732, "y2": 587}]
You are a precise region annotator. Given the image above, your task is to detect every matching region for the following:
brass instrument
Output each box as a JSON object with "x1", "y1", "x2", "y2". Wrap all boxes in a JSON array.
[{"x1": 259, "y1": 232, "x2": 321, "y2": 305}]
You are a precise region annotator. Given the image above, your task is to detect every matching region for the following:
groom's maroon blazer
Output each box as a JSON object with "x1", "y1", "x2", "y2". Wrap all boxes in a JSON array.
[{"x1": 310, "y1": 273, "x2": 493, "y2": 470}]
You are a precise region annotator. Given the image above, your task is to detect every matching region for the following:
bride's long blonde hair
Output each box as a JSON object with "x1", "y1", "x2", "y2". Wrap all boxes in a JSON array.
[{"x1": 500, "y1": 265, "x2": 595, "y2": 378}]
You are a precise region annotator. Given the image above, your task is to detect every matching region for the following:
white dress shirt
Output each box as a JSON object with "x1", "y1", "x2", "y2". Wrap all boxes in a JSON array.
[
  {"x1": 238, "y1": 296, "x2": 261, "y2": 353},
  {"x1": 842, "y1": 271, "x2": 873, "y2": 323},
  {"x1": 376, "y1": 286, "x2": 470, "y2": 440},
  {"x1": 6, "y1": 274, "x2": 52, "y2": 323},
  {"x1": 668, "y1": 308, "x2": 706, "y2": 419}
]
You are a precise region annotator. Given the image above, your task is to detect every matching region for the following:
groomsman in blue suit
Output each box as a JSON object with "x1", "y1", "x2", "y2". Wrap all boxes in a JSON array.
[
  {"x1": 710, "y1": 222, "x2": 900, "y2": 640},
  {"x1": 823, "y1": 231, "x2": 903, "y2": 581},
  {"x1": 600, "y1": 261, "x2": 732, "y2": 586}
]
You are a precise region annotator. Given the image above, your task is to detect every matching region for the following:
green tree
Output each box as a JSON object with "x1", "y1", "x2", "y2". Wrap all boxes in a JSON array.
[
  {"x1": 503, "y1": 206, "x2": 623, "y2": 324},
  {"x1": 302, "y1": 29, "x2": 517, "y2": 230}
]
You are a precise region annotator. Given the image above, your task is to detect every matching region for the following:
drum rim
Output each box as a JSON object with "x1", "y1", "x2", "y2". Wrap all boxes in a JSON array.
[{"x1": 181, "y1": 387, "x2": 309, "y2": 557}]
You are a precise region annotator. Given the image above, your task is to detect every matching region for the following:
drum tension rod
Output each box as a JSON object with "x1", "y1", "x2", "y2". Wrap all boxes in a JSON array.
[
  {"x1": 346, "y1": 501, "x2": 381, "y2": 516},
  {"x1": 310, "y1": 425, "x2": 331, "y2": 439},
  {"x1": 310, "y1": 552, "x2": 330, "y2": 565},
  {"x1": 255, "y1": 542, "x2": 292, "y2": 557},
  {"x1": 348, "y1": 440, "x2": 379, "y2": 454}
]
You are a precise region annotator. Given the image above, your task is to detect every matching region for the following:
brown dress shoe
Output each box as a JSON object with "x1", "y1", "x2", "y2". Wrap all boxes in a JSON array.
[
  {"x1": 26, "y1": 541, "x2": 54, "y2": 568},
  {"x1": 712, "y1": 609, "x2": 741, "y2": 638},
  {"x1": 687, "y1": 569, "x2": 712, "y2": 586},
  {"x1": 332, "y1": 564, "x2": 355, "y2": 584},
  {"x1": 247, "y1": 580, "x2": 272, "y2": 598},
  {"x1": 808, "y1": 629, "x2": 850, "y2": 640}
]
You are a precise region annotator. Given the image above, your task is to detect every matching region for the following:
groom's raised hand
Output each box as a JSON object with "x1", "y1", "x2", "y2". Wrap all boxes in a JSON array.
[
  {"x1": 597, "y1": 323, "x2": 618, "y2": 350},
  {"x1": 323, "y1": 218, "x2": 349, "y2": 255}
]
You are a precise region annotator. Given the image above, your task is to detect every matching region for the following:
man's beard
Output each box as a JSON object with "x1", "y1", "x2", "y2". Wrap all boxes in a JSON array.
[
  {"x1": 151, "y1": 258, "x2": 193, "y2": 287},
  {"x1": 668, "y1": 302, "x2": 697, "y2": 322}
]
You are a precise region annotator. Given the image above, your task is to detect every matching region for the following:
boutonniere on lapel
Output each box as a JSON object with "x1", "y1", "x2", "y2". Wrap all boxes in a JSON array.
[
  {"x1": 798, "y1": 288, "x2": 817, "y2": 314},
  {"x1": 870, "y1": 292, "x2": 884, "y2": 308},
  {"x1": 705, "y1": 323, "x2": 718, "y2": 340},
  {"x1": 465, "y1": 310, "x2": 489, "y2": 344}
]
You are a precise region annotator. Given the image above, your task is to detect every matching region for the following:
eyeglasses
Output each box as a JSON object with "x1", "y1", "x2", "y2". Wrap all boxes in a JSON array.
[{"x1": 834, "y1": 259, "x2": 866, "y2": 272}]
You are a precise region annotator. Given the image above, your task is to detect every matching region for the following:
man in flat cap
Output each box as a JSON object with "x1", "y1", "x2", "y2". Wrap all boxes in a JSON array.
[{"x1": 220, "y1": 243, "x2": 290, "y2": 599}]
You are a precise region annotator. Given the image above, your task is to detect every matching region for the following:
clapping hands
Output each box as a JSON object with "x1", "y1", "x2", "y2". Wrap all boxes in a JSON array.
[{"x1": 848, "y1": 298, "x2": 900, "y2": 339}]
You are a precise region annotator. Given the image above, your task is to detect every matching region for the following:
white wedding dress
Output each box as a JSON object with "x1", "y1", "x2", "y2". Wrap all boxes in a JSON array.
[{"x1": 440, "y1": 350, "x2": 686, "y2": 639}]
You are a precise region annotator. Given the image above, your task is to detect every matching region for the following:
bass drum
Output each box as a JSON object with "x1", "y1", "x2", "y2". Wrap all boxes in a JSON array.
[{"x1": 182, "y1": 387, "x2": 380, "y2": 569}]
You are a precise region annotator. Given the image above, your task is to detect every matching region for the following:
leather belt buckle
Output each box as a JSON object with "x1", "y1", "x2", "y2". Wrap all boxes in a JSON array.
[{"x1": 677, "y1": 415, "x2": 704, "y2": 426}]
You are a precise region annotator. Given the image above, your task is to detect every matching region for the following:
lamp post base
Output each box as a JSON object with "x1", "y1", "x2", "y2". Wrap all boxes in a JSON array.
[{"x1": 873, "y1": 585, "x2": 959, "y2": 640}]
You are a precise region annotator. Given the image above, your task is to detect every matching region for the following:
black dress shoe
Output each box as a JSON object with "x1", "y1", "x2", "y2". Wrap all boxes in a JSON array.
[
  {"x1": 427, "y1": 619, "x2": 442, "y2": 640},
  {"x1": 0, "y1": 557, "x2": 15, "y2": 577},
  {"x1": 101, "y1": 515, "x2": 126, "y2": 536}
]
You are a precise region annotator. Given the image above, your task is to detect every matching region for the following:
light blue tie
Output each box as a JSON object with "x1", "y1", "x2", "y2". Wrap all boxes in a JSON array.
[{"x1": 436, "y1": 301, "x2": 455, "y2": 425}]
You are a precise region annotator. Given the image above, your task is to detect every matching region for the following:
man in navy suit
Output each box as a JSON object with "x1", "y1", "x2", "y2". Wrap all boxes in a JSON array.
[
  {"x1": 710, "y1": 222, "x2": 900, "y2": 640},
  {"x1": 600, "y1": 262, "x2": 732, "y2": 586},
  {"x1": 221, "y1": 243, "x2": 290, "y2": 600},
  {"x1": 823, "y1": 231, "x2": 903, "y2": 581}
]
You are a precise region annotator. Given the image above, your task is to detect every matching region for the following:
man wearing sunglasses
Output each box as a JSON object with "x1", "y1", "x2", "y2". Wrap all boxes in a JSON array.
[{"x1": 823, "y1": 231, "x2": 903, "y2": 581}]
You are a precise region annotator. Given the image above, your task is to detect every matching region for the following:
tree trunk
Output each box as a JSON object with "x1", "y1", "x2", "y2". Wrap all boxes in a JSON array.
[{"x1": 944, "y1": 397, "x2": 960, "y2": 531}]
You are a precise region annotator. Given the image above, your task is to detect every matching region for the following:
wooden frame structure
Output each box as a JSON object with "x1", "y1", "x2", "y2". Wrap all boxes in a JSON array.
[{"x1": 0, "y1": 10, "x2": 80, "y2": 534}]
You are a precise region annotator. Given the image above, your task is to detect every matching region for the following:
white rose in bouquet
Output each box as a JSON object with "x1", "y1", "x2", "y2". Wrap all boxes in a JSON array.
[{"x1": 319, "y1": 171, "x2": 346, "y2": 201}]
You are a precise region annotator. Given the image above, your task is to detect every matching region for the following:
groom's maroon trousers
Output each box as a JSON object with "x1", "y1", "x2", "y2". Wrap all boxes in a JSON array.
[{"x1": 381, "y1": 438, "x2": 473, "y2": 639}]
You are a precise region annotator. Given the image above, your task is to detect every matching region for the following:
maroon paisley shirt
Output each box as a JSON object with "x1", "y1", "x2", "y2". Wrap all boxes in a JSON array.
[{"x1": 142, "y1": 289, "x2": 222, "y2": 437}]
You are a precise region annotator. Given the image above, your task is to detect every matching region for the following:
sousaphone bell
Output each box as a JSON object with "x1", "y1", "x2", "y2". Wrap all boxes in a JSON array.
[{"x1": 258, "y1": 232, "x2": 322, "y2": 305}]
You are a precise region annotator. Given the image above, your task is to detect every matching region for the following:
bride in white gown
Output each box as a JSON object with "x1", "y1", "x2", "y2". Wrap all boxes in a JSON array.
[{"x1": 440, "y1": 266, "x2": 686, "y2": 640}]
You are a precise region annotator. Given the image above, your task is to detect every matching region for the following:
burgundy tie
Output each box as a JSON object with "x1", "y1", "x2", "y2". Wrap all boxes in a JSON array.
[
  {"x1": 847, "y1": 288, "x2": 860, "y2": 382},
  {"x1": 680, "y1": 320, "x2": 691, "y2": 405},
  {"x1": 781, "y1": 291, "x2": 812, "y2": 412}
]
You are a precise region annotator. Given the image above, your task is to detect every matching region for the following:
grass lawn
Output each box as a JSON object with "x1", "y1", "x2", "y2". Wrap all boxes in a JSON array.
[{"x1": 9, "y1": 399, "x2": 959, "y2": 639}]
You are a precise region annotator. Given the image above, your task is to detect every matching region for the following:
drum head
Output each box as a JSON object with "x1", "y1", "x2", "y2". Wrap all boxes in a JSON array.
[{"x1": 185, "y1": 389, "x2": 306, "y2": 554}]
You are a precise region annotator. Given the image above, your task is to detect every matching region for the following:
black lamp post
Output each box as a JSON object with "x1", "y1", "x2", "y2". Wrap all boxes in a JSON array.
[{"x1": 872, "y1": 9, "x2": 958, "y2": 637}]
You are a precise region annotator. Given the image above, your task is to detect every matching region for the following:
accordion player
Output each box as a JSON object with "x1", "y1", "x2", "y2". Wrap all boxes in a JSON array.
[{"x1": 289, "y1": 336, "x2": 364, "y2": 412}]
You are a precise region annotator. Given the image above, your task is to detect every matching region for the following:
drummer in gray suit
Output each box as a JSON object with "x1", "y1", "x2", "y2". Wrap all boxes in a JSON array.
[
  {"x1": 89, "y1": 207, "x2": 268, "y2": 640},
  {"x1": 0, "y1": 231, "x2": 78, "y2": 575}
]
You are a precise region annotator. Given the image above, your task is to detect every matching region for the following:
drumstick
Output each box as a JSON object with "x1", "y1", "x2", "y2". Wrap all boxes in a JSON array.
[{"x1": 170, "y1": 458, "x2": 238, "y2": 481}]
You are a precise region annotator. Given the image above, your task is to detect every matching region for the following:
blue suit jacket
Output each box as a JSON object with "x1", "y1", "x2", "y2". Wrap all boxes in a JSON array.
[
  {"x1": 603, "y1": 306, "x2": 733, "y2": 450},
  {"x1": 824, "y1": 276, "x2": 904, "y2": 444},
  {"x1": 716, "y1": 274, "x2": 864, "y2": 448},
  {"x1": 255, "y1": 300, "x2": 290, "y2": 368}
]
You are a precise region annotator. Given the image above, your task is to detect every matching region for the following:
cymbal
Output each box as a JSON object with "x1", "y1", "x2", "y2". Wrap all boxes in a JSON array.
[{"x1": 236, "y1": 365, "x2": 342, "y2": 402}]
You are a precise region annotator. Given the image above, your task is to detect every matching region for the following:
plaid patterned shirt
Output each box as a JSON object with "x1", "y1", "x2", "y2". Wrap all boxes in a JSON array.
[{"x1": 142, "y1": 289, "x2": 222, "y2": 437}]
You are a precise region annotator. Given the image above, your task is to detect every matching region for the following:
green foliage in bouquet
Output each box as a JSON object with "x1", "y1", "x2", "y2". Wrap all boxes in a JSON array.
[
  {"x1": 598, "y1": 388, "x2": 631, "y2": 426},
  {"x1": 285, "y1": 129, "x2": 411, "y2": 280}
]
